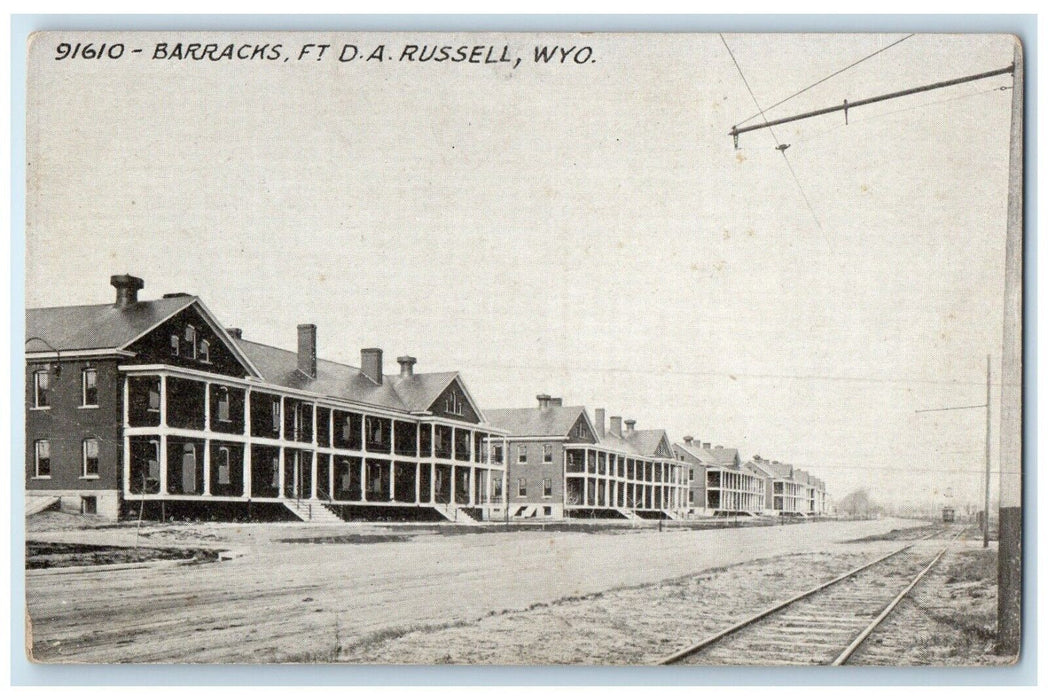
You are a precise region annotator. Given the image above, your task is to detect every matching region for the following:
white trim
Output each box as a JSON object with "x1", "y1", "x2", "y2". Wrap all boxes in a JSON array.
[{"x1": 26, "y1": 349, "x2": 134, "y2": 360}]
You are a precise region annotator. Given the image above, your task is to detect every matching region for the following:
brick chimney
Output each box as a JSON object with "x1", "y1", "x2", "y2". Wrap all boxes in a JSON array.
[
  {"x1": 609, "y1": 416, "x2": 622, "y2": 437},
  {"x1": 226, "y1": 327, "x2": 243, "y2": 339},
  {"x1": 111, "y1": 274, "x2": 144, "y2": 308},
  {"x1": 397, "y1": 355, "x2": 416, "y2": 378},
  {"x1": 624, "y1": 419, "x2": 636, "y2": 435},
  {"x1": 683, "y1": 435, "x2": 693, "y2": 445},
  {"x1": 550, "y1": 397, "x2": 563, "y2": 406},
  {"x1": 537, "y1": 394, "x2": 552, "y2": 409},
  {"x1": 361, "y1": 348, "x2": 383, "y2": 385},
  {"x1": 703, "y1": 442, "x2": 711, "y2": 449},
  {"x1": 594, "y1": 408, "x2": 606, "y2": 438},
  {"x1": 297, "y1": 324, "x2": 317, "y2": 379}
]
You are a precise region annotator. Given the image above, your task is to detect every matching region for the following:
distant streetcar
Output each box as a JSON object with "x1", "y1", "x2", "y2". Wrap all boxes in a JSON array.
[{"x1": 942, "y1": 506, "x2": 955, "y2": 523}]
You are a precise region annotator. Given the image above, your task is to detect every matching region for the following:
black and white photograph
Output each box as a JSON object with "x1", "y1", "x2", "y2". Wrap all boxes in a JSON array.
[{"x1": 22, "y1": 29, "x2": 1023, "y2": 667}]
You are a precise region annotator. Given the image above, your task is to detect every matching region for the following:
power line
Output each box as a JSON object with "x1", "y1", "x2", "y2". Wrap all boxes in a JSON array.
[
  {"x1": 719, "y1": 34, "x2": 825, "y2": 236},
  {"x1": 736, "y1": 33, "x2": 915, "y2": 127},
  {"x1": 915, "y1": 403, "x2": 987, "y2": 414}
]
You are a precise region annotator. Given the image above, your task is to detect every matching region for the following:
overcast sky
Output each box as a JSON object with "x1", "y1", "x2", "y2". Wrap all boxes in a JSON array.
[{"x1": 26, "y1": 32, "x2": 1017, "y2": 509}]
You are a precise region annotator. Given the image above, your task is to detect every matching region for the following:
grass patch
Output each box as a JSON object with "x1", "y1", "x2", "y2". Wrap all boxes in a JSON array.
[{"x1": 26, "y1": 541, "x2": 220, "y2": 569}]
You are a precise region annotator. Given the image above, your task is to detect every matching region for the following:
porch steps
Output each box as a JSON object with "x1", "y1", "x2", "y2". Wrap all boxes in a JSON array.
[
  {"x1": 661, "y1": 510, "x2": 680, "y2": 521},
  {"x1": 615, "y1": 508, "x2": 642, "y2": 521},
  {"x1": 281, "y1": 499, "x2": 346, "y2": 524},
  {"x1": 26, "y1": 495, "x2": 60, "y2": 516},
  {"x1": 433, "y1": 504, "x2": 479, "y2": 524}
]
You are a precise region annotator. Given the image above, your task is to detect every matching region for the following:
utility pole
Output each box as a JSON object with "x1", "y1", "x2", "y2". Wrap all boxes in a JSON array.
[
  {"x1": 914, "y1": 360, "x2": 991, "y2": 544},
  {"x1": 729, "y1": 45, "x2": 1023, "y2": 657},
  {"x1": 997, "y1": 39, "x2": 1023, "y2": 659},
  {"x1": 984, "y1": 354, "x2": 991, "y2": 549}
]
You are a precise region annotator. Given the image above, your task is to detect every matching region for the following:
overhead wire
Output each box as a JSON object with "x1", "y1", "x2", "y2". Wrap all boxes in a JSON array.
[
  {"x1": 736, "y1": 33, "x2": 916, "y2": 127},
  {"x1": 719, "y1": 33, "x2": 826, "y2": 238}
]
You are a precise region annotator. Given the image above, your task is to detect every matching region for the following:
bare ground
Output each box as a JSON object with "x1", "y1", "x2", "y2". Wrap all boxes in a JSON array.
[
  {"x1": 849, "y1": 545, "x2": 1015, "y2": 666},
  {"x1": 25, "y1": 515, "x2": 963, "y2": 664}
]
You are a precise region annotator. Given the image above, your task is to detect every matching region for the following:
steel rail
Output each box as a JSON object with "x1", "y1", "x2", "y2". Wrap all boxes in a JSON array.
[
  {"x1": 833, "y1": 527, "x2": 964, "y2": 665},
  {"x1": 657, "y1": 524, "x2": 950, "y2": 665}
]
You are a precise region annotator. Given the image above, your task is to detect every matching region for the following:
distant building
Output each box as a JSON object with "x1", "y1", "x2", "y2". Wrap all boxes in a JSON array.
[
  {"x1": 26, "y1": 274, "x2": 507, "y2": 521},
  {"x1": 486, "y1": 399, "x2": 690, "y2": 520},
  {"x1": 674, "y1": 438, "x2": 764, "y2": 516}
]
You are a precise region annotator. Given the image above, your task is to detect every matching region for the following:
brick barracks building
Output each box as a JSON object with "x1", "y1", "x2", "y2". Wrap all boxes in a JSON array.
[
  {"x1": 486, "y1": 396, "x2": 690, "y2": 520},
  {"x1": 26, "y1": 275, "x2": 508, "y2": 522}
]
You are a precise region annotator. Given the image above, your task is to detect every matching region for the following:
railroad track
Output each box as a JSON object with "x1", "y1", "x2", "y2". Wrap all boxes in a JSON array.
[{"x1": 658, "y1": 525, "x2": 964, "y2": 666}]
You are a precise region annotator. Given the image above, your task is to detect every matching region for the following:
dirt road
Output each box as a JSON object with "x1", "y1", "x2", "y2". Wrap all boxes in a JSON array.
[{"x1": 26, "y1": 517, "x2": 913, "y2": 663}]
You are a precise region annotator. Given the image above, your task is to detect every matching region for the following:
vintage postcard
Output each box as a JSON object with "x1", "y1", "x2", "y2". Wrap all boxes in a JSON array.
[{"x1": 23, "y1": 30, "x2": 1022, "y2": 666}]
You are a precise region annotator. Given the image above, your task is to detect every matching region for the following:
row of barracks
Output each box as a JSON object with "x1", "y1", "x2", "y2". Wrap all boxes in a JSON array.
[{"x1": 25, "y1": 274, "x2": 828, "y2": 522}]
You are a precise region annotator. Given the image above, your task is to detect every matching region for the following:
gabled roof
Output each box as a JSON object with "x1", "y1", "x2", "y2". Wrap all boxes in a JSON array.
[
  {"x1": 387, "y1": 371, "x2": 461, "y2": 413},
  {"x1": 675, "y1": 442, "x2": 740, "y2": 469},
  {"x1": 235, "y1": 339, "x2": 409, "y2": 411},
  {"x1": 26, "y1": 297, "x2": 196, "y2": 352},
  {"x1": 626, "y1": 429, "x2": 675, "y2": 459},
  {"x1": 762, "y1": 461, "x2": 795, "y2": 479},
  {"x1": 27, "y1": 296, "x2": 263, "y2": 378},
  {"x1": 744, "y1": 461, "x2": 775, "y2": 478},
  {"x1": 485, "y1": 405, "x2": 590, "y2": 438},
  {"x1": 235, "y1": 339, "x2": 480, "y2": 417}
]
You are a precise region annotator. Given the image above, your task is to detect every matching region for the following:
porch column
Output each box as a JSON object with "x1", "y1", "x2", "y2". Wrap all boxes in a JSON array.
[
  {"x1": 278, "y1": 447, "x2": 286, "y2": 498},
  {"x1": 243, "y1": 390, "x2": 252, "y2": 498},
  {"x1": 158, "y1": 375, "x2": 168, "y2": 495},
  {"x1": 122, "y1": 377, "x2": 130, "y2": 495},
  {"x1": 202, "y1": 383, "x2": 211, "y2": 496},
  {"x1": 450, "y1": 465, "x2": 457, "y2": 505},
  {"x1": 415, "y1": 424, "x2": 422, "y2": 504},
  {"x1": 468, "y1": 466, "x2": 476, "y2": 506},
  {"x1": 430, "y1": 462, "x2": 436, "y2": 504},
  {"x1": 389, "y1": 420, "x2": 396, "y2": 501},
  {"x1": 311, "y1": 403, "x2": 319, "y2": 499},
  {"x1": 583, "y1": 450, "x2": 589, "y2": 506},
  {"x1": 361, "y1": 459, "x2": 368, "y2": 502}
]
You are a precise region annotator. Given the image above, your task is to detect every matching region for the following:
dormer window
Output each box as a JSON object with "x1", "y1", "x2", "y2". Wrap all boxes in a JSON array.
[
  {"x1": 185, "y1": 325, "x2": 197, "y2": 359},
  {"x1": 170, "y1": 334, "x2": 180, "y2": 356}
]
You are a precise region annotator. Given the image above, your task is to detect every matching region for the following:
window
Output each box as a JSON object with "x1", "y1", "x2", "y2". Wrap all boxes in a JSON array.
[
  {"x1": 217, "y1": 447, "x2": 231, "y2": 485},
  {"x1": 543, "y1": 478, "x2": 553, "y2": 498},
  {"x1": 517, "y1": 445, "x2": 527, "y2": 463},
  {"x1": 33, "y1": 440, "x2": 51, "y2": 478},
  {"x1": 82, "y1": 368, "x2": 98, "y2": 406},
  {"x1": 81, "y1": 496, "x2": 97, "y2": 515},
  {"x1": 444, "y1": 391, "x2": 463, "y2": 416},
  {"x1": 367, "y1": 417, "x2": 383, "y2": 444},
  {"x1": 33, "y1": 370, "x2": 50, "y2": 408},
  {"x1": 517, "y1": 478, "x2": 527, "y2": 497},
  {"x1": 82, "y1": 438, "x2": 100, "y2": 477},
  {"x1": 200, "y1": 340, "x2": 210, "y2": 363},
  {"x1": 148, "y1": 384, "x2": 161, "y2": 412},
  {"x1": 543, "y1": 444, "x2": 553, "y2": 463},
  {"x1": 492, "y1": 478, "x2": 502, "y2": 499},
  {"x1": 217, "y1": 387, "x2": 231, "y2": 422},
  {"x1": 170, "y1": 334, "x2": 180, "y2": 356},
  {"x1": 185, "y1": 325, "x2": 197, "y2": 359},
  {"x1": 689, "y1": 469, "x2": 694, "y2": 481},
  {"x1": 491, "y1": 443, "x2": 504, "y2": 465},
  {"x1": 271, "y1": 399, "x2": 281, "y2": 433}
]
